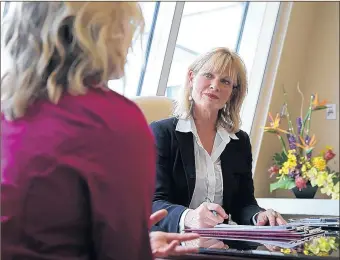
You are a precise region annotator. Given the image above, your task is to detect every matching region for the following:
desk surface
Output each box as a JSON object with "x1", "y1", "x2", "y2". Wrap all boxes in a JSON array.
[
  {"x1": 157, "y1": 233, "x2": 339, "y2": 260},
  {"x1": 256, "y1": 198, "x2": 339, "y2": 216}
]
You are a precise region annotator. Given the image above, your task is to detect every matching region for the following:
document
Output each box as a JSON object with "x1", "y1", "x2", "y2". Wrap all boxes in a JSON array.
[{"x1": 184, "y1": 224, "x2": 325, "y2": 248}]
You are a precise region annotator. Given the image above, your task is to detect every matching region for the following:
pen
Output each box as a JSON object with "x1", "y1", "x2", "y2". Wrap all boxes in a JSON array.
[
  {"x1": 211, "y1": 210, "x2": 218, "y2": 217},
  {"x1": 206, "y1": 198, "x2": 218, "y2": 217}
]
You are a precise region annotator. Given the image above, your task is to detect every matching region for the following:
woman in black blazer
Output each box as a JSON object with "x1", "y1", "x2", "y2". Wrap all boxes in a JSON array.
[{"x1": 150, "y1": 48, "x2": 286, "y2": 235}]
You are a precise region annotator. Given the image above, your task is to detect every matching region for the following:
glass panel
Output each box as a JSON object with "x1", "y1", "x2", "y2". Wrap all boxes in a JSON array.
[
  {"x1": 108, "y1": 2, "x2": 157, "y2": 97},
  {"x1": 165, "y1": 2, "x2": 246, "y2": 98}
]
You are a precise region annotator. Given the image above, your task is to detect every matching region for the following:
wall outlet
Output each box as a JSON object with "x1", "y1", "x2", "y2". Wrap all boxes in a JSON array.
[{"x1": 326, "y1": 104, "x2": 336, "y2": 120}]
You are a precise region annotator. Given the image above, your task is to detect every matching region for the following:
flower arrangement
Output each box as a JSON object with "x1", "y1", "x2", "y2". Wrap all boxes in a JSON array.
[
  {"x1": 263, "y1": 84, "x2": 339, "y2": 199},
  {"x1": 281, "y1": 236, "x2": 339, "y2": 257}
]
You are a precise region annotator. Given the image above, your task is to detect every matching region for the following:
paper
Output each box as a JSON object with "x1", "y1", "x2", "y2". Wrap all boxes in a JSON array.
[{"x1": 184, "y1": 224, "x2": 325, "y2": 249}]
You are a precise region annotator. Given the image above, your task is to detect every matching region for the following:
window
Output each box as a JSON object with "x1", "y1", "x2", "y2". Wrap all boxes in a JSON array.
[
  {"x1": 133, "y1": 2, "x2": 281, "y2": 134},
  {"x1": 165, "y1": 2, "x2": 247, "y2": 98},
  {"x1": 1, "y1": 1, "x2": 282, "y2": 134},
  {"x1": 1, "y1": 2, "x2": 7, "y2": 18},
  {"x1": 108, "y1": 2, "x2": 158, "y2": 96}
]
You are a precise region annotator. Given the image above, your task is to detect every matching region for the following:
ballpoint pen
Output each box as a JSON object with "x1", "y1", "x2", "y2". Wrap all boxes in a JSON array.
[{"x1": 206, "y1": 198, "x2": 218, "y2": 216}]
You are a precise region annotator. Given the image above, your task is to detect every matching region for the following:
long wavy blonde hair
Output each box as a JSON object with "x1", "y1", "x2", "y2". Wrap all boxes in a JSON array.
[
  {"x1": 1, "y1": 2, "x2": 144, "y2": 120},
  {"x1": 173, "y1": 47, "x2": 248, "y2": 133}
]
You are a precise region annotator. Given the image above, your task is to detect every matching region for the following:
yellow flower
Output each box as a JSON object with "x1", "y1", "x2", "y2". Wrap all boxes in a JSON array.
[
  {"x1": 312, "y1": 93, "x2": 328, "y2": 110},
  {"x1": 263, "y1": 112, "x2": 290, "y2": 134},
  {"x1": 315, "y1": 171, "x2": 332, "y2": 187},
  {"x1": 281, "y1": 248, "x2": 291, "y2": 254},
  {"x1": 279, "y1": 150, "x2": 297, "y2": 176},
  {"x1": 331, "y1": 183, "x2": 339, "y2": 200},
  {"x1": 318, "y1": 237, "x2": 331, "y2": 251},
  {"x1": 312, "y1": 157, "x2": 327, "y2": 171},
  {"x1": 321, "y1": 186, "x2": 333, "y2": 196},
  {"x1": 319, "y1": 146, "x2": 333, "y2": 156}
]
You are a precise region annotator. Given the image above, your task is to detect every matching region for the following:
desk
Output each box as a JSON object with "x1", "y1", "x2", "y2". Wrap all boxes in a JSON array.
[
  {"x1": 256, "y1": 198, "x2": 339, "y2": 216},
  {"x1": 156, "y1": 233, "x2": 339, "y2": 260}
]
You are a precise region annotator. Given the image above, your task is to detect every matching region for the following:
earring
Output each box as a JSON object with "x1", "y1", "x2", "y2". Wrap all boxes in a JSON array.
[
  {"x1": 224, "y1": 103, "x2": 233, "y2": 126},
  {"x1": 224, "y1": 103, "x2": 229, "y2": 114}
]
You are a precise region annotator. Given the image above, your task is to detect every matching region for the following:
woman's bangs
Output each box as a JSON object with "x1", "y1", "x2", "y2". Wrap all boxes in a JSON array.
[{"x1": 199, "y1": 53, "x2": 238, "y2": 85}]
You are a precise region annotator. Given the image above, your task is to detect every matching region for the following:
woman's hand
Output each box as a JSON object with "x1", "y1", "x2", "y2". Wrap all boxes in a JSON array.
[
  {"x1": 184, "y1": 202, "x2": 228, "y2": 229},
  {"x1": 185, "y1": 238, "x2": 228, "y2": 249},
  {"x1": 255, "y1": 209, "x2": 287, "y2": 226},
  {"x1": 150, "y1": 209, "x2": 200, "y2": 258},
  {"x1": 150, "y1": 231, "x2": 200, "y2": 257}
]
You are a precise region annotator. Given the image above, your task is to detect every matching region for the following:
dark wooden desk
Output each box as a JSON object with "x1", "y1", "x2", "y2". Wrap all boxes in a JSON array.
[
  {"x1": 156, "y1": 235, "x2": 339, "y2": 260},
  {"x1": 157, "y1": 251, "x2": 337, "y2": 260}
]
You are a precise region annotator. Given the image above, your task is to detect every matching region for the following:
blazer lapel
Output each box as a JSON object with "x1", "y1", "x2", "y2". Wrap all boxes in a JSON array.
[
  {"x1": 220, "y1": 140, "x2": 238, "y2": 211},
  {"x1": 174, "y1": 131, "x2": 196, "y2": 200}
]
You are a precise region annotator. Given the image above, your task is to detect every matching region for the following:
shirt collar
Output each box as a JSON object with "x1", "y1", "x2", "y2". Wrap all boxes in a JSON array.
[
  {"x1": 176, "y1": 117, "x2": 198, "y2": 137},
  {"x1": 176, "y1": 117, "x2": 239, "y2": 142}
]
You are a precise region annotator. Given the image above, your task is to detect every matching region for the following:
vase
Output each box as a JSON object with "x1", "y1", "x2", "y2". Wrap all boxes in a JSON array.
[{"x1": 291, "y1": 182, "x2": 318, "y2": 199}]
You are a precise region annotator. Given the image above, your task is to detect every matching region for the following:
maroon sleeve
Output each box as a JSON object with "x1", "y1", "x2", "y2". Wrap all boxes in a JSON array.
[
  {"x1": 1, "y1": 92, "x2": 156, "y2": 260},
  {"x1": 83, "y1": 108, "x2": 156, "y2": 260}
]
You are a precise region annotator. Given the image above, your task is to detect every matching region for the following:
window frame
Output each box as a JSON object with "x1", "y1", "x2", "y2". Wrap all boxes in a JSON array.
[{"x1": 142, "y1": 1, "x2": 283, "y2": 135}]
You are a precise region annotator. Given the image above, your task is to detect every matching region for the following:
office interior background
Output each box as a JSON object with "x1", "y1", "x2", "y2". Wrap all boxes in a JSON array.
[{"x1": 1, "y1": 1, "x2": 339, "y2": 216}]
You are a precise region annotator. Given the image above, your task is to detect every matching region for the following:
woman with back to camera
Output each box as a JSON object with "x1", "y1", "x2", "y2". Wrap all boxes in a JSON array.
[
  {"x1": 150, "y1": 47, "x2": 287, "y2": 237},
  {"x1": 1, "y1": 2, "x2": 198, "y2": 259}
]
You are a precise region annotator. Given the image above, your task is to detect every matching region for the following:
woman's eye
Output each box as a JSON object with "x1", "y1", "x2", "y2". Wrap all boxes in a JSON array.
[
  {"x1": 221, "y1": 79, "x2": 232, "y2": 85},
  {"x1": 204, "y1": 73, "x2": 213, "y2": 79}
]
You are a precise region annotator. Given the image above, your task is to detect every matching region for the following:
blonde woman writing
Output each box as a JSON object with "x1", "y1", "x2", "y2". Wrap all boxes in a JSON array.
[{"x1": 151, "y1": 48, "x2": 287, "y2": 237}]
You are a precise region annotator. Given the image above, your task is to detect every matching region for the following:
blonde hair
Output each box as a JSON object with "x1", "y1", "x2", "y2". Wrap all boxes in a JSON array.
[
  {"x1": 173, "y1": 47, "x2": 248, "y2": 133},
  {"x1": 1, "y1": 2, "x2": 144, "y2": 120}
]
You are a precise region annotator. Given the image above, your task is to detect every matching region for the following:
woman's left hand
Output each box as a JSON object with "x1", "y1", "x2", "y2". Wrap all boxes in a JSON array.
[
  {"x1": 150, "y1": 231, "x2": 200, "y2": 257},
  {"x1": 149, "y1": 209, "x2": 200, "y2": 257},
  {"x1": 255, "y1": 209, "x2": 287, "y2": 226}
]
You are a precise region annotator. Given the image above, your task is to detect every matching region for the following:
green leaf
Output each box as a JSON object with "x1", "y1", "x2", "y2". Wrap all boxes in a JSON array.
[
  {"x1": 313, "y1": 106, "x2": 328, "y2": 111},
  {"x1": 306, "y1": 148, "x2": 314, "y2": 154},
  {"x1": 264, "y1": 129, "x2": 278, "y2": 134},
  {"x1": 270, "y1": 177, "x2": 295, "y2": 192},
  {"x1": 272, "y1": 151, "x2": 288, "y2": 166}
]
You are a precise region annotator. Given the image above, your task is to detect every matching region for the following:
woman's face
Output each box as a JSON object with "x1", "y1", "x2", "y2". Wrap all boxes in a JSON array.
[{"x1": 189, "y1": 70, "x2": 236, "y2": 113}]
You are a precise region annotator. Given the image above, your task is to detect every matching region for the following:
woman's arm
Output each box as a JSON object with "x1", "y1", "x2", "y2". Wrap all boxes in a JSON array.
[
  {"x1": 230, "y1": 131, "x2": 264, "y2": 225},
  {"x1": 150, "y1": 120, "x2": 187, "y2": 233},
  {"x1": 85, "y1": 111, "x2": 156, "y2": 259}
]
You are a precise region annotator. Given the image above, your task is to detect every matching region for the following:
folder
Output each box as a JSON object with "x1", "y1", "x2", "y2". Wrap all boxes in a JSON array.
[
  {"x1": 288, "y1": 217, "x2": 339, "y2": 229},
  {"x1": 184, "y1": 224, "x2": 325, "y2": 248}
]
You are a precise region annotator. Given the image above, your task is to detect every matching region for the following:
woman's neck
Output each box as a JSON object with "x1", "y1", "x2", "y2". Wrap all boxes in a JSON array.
[{"x1": 192, "y1": 106, "x2": 218, "y2": 132}]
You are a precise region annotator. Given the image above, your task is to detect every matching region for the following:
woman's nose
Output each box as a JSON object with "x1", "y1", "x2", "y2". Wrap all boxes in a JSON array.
[{"x1": 210, "y1": 81, "x2": 221, "y2": 91}]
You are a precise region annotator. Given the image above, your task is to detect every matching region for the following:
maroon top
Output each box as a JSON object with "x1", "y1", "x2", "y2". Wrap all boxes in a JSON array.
[{"x1": 1, "y1": 89, "x2": 156, "y2": 260}]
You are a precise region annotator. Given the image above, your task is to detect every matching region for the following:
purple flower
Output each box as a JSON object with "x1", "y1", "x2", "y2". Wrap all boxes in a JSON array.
[
  {"x1": 307, "y1": 152, "x2": 312, "y2": 161},
  {"x1": 288, "y1": 171, "x2": 296, "y2": 178},
  {"x1": 287, "y1": 134, "x2": 297, "y2": 150},
  {"x1": 295, "y1": 168, "x2": 301, "y2": 176},
  {"x1": 304, "y1": 135, "x2": 313, "y2": 160},
  {"x1": 296, "y1": 117, "x2": 302, "y2": 135}
]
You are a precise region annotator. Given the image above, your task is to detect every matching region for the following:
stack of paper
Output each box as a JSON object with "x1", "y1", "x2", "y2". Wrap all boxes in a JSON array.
[
  {"x1": 288, "y1": 217, "x2": 339, "y2": 229},
  {"x1": 184, "y1": 224, "x2": 325, "y2": 248}
]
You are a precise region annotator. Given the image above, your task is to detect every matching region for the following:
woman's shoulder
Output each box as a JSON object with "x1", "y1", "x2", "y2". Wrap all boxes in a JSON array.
[
  {"x1": 62, "y1": 89, "x2": 149, "y2": 130},
  {"x1": 234, "y1": 129, "x2": 249, "y2": 139},
  {"x1": 150, "y1": 117, "x2": 178, "y2": 130}
]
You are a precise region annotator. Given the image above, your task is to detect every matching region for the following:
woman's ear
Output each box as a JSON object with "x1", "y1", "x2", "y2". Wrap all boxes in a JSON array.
[{"x1": 188, "y1": 70, "x2": 195, "y2": 87}]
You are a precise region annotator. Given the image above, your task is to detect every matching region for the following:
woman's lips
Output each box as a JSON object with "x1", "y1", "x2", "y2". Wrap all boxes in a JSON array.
[{"x1": 204, "y1": 93, "x2": 219, "y2": 99}]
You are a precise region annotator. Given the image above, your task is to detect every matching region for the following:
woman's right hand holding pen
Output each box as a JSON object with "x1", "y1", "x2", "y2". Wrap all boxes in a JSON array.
[{"x1": 184, "y1": 202, "x2": 228, "y2": 229}]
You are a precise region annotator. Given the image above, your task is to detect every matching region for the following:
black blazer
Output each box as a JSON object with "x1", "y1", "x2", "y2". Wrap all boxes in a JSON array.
[{"x1": 150, "y1": 117, "x2": 263, "y2": 233}]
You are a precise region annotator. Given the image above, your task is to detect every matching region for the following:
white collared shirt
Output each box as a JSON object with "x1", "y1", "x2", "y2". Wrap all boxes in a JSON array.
[{"x1": 176, "y1": 117, "x2": 239, "y2": 231}]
